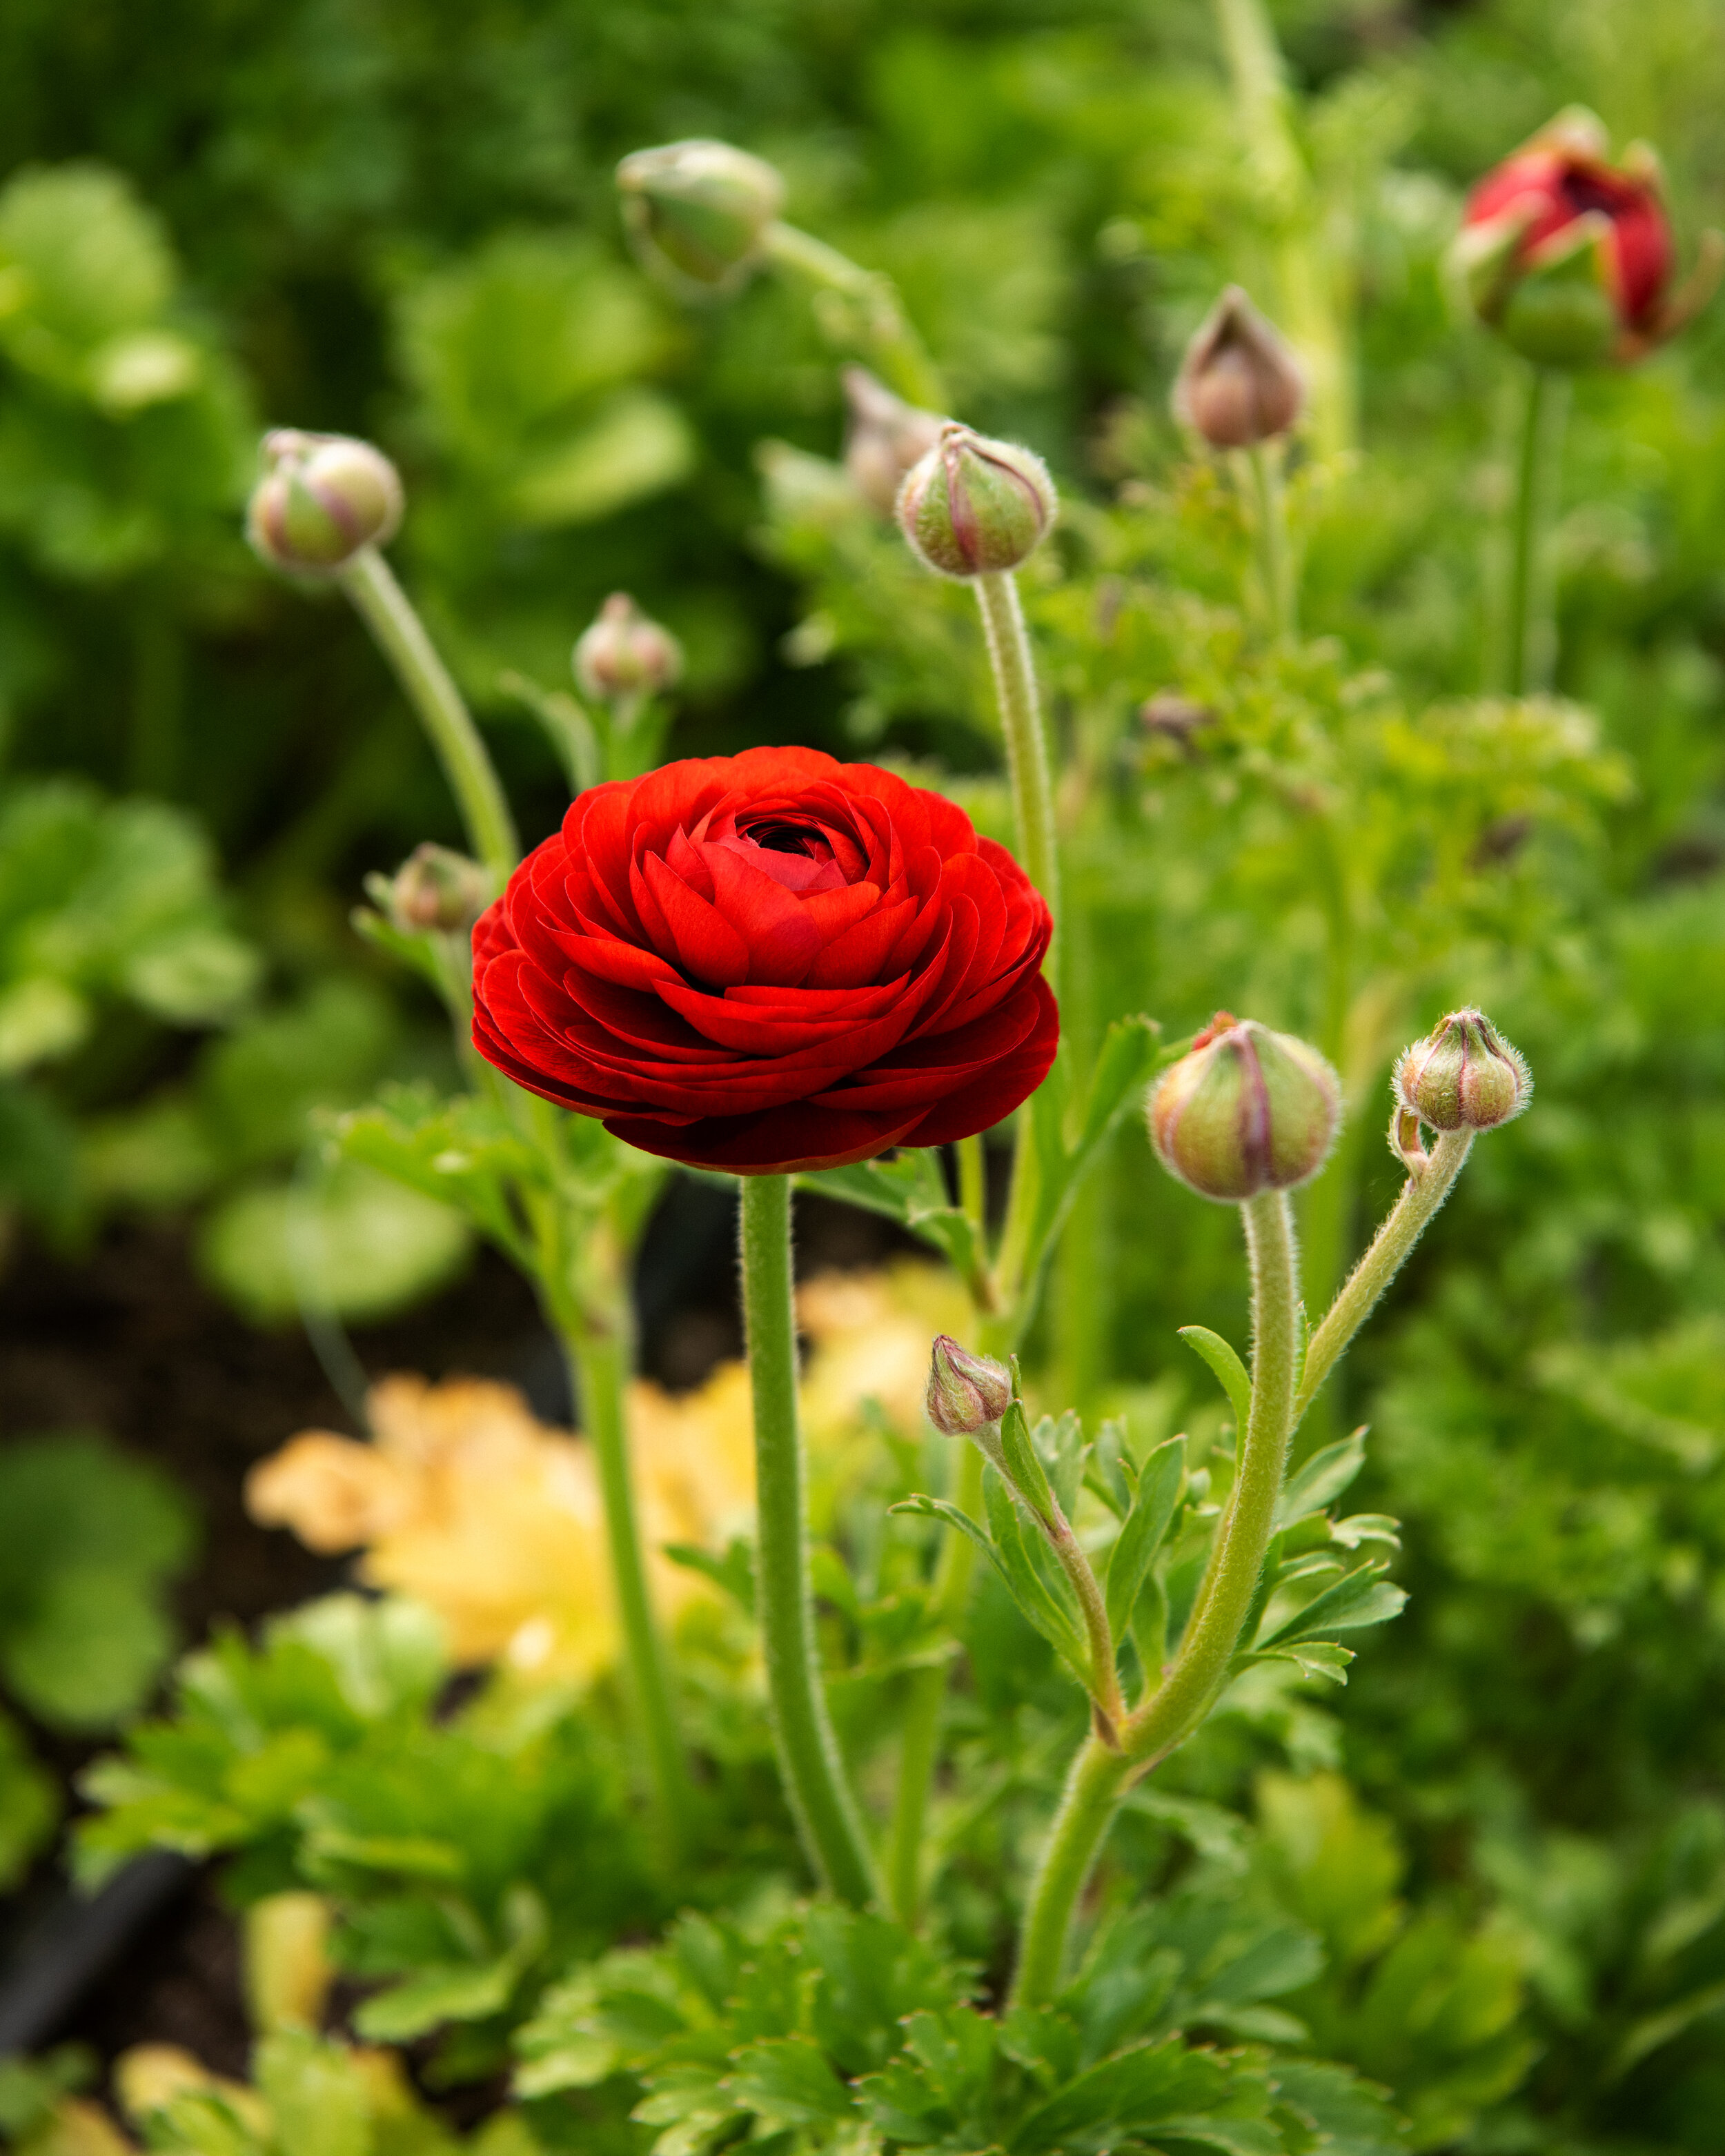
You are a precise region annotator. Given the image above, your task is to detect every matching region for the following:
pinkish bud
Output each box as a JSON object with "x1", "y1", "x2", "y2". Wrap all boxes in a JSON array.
[
  {"x1": 1172, "y1": 288, "x2": 1305, "y2": 450},
  {"x1": 384, "y1": 843, "x2": 491, "y2": 937},
  {"x1": 573, "y1": 593, "x2": 683, "y2": 704},
  {"x1": 926, "y1": 1335, "x2": 1012, "y2": 1436},
  {"x1": 1150, "y1": 1011, "x2": 1339, "y2": 1203},
  {"x1": 896, "y1": 423, "x2": 1056, "y2": 579},
  {"x1": 842, "y1": 366, "x2": 945, "y2": 515},
  {"x1": 246, "y1": 430, "x2": 403, "y2": 575},
  {"x1": 1394, "y1": 1009, "x2": 1531, "y2": 1134}
]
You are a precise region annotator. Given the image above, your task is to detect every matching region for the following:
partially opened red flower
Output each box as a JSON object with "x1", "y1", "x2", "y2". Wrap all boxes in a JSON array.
[{"x1": 471, "y1": 747, "x2": 1058, "y2": 1173}]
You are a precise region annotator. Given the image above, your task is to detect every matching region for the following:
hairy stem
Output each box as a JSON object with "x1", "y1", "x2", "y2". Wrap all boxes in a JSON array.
[
  {"x1": 339, "y1": 546, "x2": 518, "y2": 881},
  {"x1": 561, "y1": 1316, "x2": 695, "y2": 1859},
  {"x1": 1297, "y1": 1126, "x2": 1473, "y2": 1418},
  {"x1": 740, "y1": 1174, "x2": 882, "y2": 1906},
  {"x1": 1011, "y1": 1191, "x2": 1300, "y2": 2002},
  {"x1": 762, "y1": 223, "x2": 945, "y2": 411},
  {"x1": 974, "y1": 570, "x2": 1061, "y2": 962},
  {"x1": 1245, "y1": 442, "x2": 1297, "y2": 637}
]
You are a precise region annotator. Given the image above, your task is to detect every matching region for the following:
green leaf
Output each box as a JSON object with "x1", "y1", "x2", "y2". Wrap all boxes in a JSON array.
[
  {"x1": 1105, "y1": 1437, "x2": 1186, "y2": 1643},
  {"x1": 1254, "y1": 1641, "x2": 1356, "y2": 1686},
  {"x1": 1256, "y1": 1561, "x2": 1408, "y2": 1649},
  {"x1": 661, "y1": 1538, "x2": 755, "y2": 1616},
  {"x1": 1021, "y1": 1016, "x2": 1163, "y2": 1294},
  {"x1": 724, "y1": 2037, "x2": 852, "y2": 2129},
  {"x1": 998, "y1": 1399, "x2": 1056, "y2": 1522},
  {"x1": 981, "y1": 1471, "x2": 1089, "y2": 1682},
  {"x1": 1179, "y1": 1327, "x2": 1252, "y2": 1434},
  {"x1": 1274, "y1": 1429, "x2": 1368, "y2": 1530},
  {"x1": 1009, "y1": 2035, "x2": 1228, "y2": 2149}
]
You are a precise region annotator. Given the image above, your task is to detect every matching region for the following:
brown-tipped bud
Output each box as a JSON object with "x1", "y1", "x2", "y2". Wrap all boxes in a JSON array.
[
  {"x1": 615, "y1": 139, "x2": 784, "y2": 294},
  {"x1": 841, "y1": 366, "x2": 945, "y2": 516},
  {"x1": 573, "y1": 593, "x2": 683, "y2": 705},
  {"x1": 896, "y1": 422, "x2": 1056, "y2": 579},
  {"x1": 1150, "y1": 1011, "x2": 1339, "y2": 1203},
  {"x1": 384, "y1": 844, "x2": 491, "y2": 937},
  {"x1": 926, "y1": 1335, "x2": 1012, "y2": 1436},
  {"x1": 246, "y1": 430, "x2": 403, "y2": 575},
  {"x1": 1393, "y1": 1009, "x2": 1531, "y2": 1133},
  {"x1": 1172, "y1": 288, "x2": 1305, "y2": 450}
]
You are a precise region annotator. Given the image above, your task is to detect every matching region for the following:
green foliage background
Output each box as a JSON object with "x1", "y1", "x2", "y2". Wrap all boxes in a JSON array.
[{"x1": 4, "y1": 0, "x2": 1725, "y2": 2151}]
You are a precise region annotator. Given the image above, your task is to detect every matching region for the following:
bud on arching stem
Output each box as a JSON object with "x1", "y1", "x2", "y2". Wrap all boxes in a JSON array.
[
  {"x1": 1394, "y1": 1009, "x2": 1531, "y2": 1136},
  {"x1": 896, "y1": 423, "x2": 1056, "y2": 579},
  {"x1": 925, "y1": 1335, "x2": 1012, "y2": 1437},
  {"x1": 247, "y1": 431, "x2": 404, "y2": 575},
  {"x1": 1173, "y1": 288, "x2": 1305, "y2": 451},
  {"x1": 574, "y1": 593, "x2": 683, "y2": 706},
  {"x1": 1150, "y1": 1011, "x2": 1340, "y2": 1203},
  {"x1": 842, "y1": 366, "x2": 945, "y2": 516},
  {"x1": 615, "y1": 139, "x2": 785, "y2": 294}
]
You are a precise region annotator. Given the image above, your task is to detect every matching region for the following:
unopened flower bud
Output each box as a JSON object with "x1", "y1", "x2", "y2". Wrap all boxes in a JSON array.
[
  {"x1": 1173, "y1": 288, "x2": 1305, "y2": 450},
  {"x1": 896, "y1": 423, "x2": 1056, "y2": 579},
  {"x1": 841, "y1": 366, "x2": 945, "y2": 515},
  {"x1": 1150, "y1": 1011, "x2": 1339, "y2": 1203},
  {"x1": 615, "y1": 139, "x2": 785, "y2": 294},
  {"x1": 246, "y1": 430, "x2": 403, "y2": 575},
  {"x1": 384, "y1": 844, "x2": 491, "y2": 936},
  {"x1": 573, "y1": 593, "x2": 683, "y2": 705},
  {"x1": 1393, "y1": 1009, "x2": 1531, "y2": 1133},
  {"x1": 926, "y1": 1335, "x2": 1012, "y2": 1436}
]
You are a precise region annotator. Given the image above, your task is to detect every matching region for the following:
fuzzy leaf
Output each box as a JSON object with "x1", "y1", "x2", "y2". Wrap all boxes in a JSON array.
[
  {"x1": 1179, "y1": 1327, "x2": 1252, "y2": 1434},
  {"x1": 1105, "y1": 1437, "x2": 1185, "y2": 1643}
]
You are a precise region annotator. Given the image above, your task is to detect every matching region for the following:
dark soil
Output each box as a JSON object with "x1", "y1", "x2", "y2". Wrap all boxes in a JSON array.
[{"x1": 0, "y1": 1177, "x2": 909, "y2": 2073}]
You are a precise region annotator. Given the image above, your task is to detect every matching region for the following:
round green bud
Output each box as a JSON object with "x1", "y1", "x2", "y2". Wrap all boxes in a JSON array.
[
  {"x1": 896, "y1": 423, "x2": 1057, "y2": 579},
  {"x1": 573, "y1": 592, "x2": 683, "y2": 704},
  {"x1": 1150, "y1": 1011, "x2": 1340, "y2": 1203},
  {"x1": 385, "y1": 843, "x2": 491, "y2": 937},
  {"x1": 615, "y1": 139, "x2": 785, "y2": 294},
  {"x1": 925, "y1": 1335, "x2": 1013, "y2": 1436},
  {"x1": 1393, "y1": 1009, "x2": 1531, "y2": 1133},
  {"x1": 246, "y1": 430, "x2": 403, "y2": 575},
  {"x1": 1172, "y1": 287, "x2": 1305, "y2": 450}
]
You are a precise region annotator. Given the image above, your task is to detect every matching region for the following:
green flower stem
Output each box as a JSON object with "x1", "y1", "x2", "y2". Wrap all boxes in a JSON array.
[
  {"x1": 889, "y1": 1438, "x2": 984, "y2": 1925},
  {"x1": 1502, "y1": 364, "x2": 1569, "y2": 697},
  {"x1": 1012, "y1": 1734, "x2": 1131, "y2": 2009},
  {"x1": 339, "y1": 546, "x2": 519, "y2": 882},
  {"x1": 1011, "y1": 1190, "x2": 1299, "y2": 2007},
  {"x1": 957, "y1": 1134, "x2": 987, "y2": 1243},
  {"x1": 561, "y1": 1311, "x2": 696, "y2": 1861},
  {"x1": 740, "y1": 1172, "x2": 883, "y2": 1907},
  {"x1": 1244, "y1": 442, "x2": 1297, "y2": 638},
  {"x1": 1295, "y1": 1126, "x2": 1473, "y2": 1419},
  {"x1": 762, "y1": 222, "x2": 946, "y2": 411},
  {"x1": 974, "y1": 570, "x2": 1061, "y2": 965}
]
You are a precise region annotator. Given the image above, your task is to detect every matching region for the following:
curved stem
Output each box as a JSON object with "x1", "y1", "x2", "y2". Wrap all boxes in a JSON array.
[
  {"x1": 740, "y1": 1174, "x2": 882, "y2": 1906},
  {"x1": 1011, "y1": 1735, "x2": 1131, "y2": 2008},
  {"x1": 1296, "y1": 1126, "x2": 1472, "y2": 1419},
  {"x1": 339, "y1": 546, "x2": 519, "y2": 882},
  {"x1": 562, "y1": 1316, "x2": 695, "y2": 1860},
  {"x1": 1011, "y1": 1192, "x2": 1300, "y2": 2002},
  {"x1": 1502, "y1": 365, "x2": 1568, "y2": 697},
  {"x1": 973, "y1": 571, "x2": 1061, "y2": 964},
  {"x1": 762, "y1": 223, "x2": 946, "y2": 411}
]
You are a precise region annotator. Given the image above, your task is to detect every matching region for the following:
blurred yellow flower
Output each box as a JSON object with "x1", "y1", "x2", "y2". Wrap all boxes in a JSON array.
[{"x1": 247, "y1": 1260, "x2": 961, "y2": 1684}]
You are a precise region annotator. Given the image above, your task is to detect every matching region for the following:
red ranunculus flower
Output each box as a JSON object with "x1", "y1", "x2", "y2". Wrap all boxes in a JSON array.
[{"x1": 471, "y1": 747, "x2": 1058, "y2": 1174}]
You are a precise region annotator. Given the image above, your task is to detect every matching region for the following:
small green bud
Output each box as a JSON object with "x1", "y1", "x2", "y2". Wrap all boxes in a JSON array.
[
  {"x1": 573, "y1": 592, "x2": 683, "y2": 705},
  {"x1": 1393, "y1": 1009, "x2": 1531, "y2": 1134},
  {"x1": 384, "y1": 843, "x2": 491, "y2": 936},
  {"x1": 1150, "y1": 1011, "x2": 1340, "y2": 1203},
  {"x1": 926, "y1": 1335, "x2": 1012, "y2": 1436},
  {"x1": 246, "y1": 430, "x2": 403, "y2": 575},
  {"x1": 842, "y1": 365, "x2": 945, "y2": 515},
  {"x1": 615, "y1": 139, "x2": 785, "y2": 294},
  {"x1": 1172, "y1": 287, "x2": 1305, "y2": 450},
  {"x1": 896, "y1": 422, "x2": 1056, "y2": 579}
]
